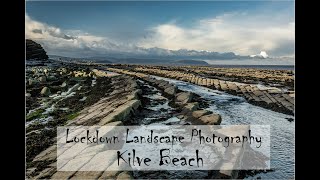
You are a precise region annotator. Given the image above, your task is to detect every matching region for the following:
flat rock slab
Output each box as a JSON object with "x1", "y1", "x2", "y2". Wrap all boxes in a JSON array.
[
  {"x1": 33, "y1": 144, "x2": 56, "y2": 162},
  {"x1": 282, "y1": 94, "x2": 294, "y2": 105},
  {"x1": 32, "y1": 167, "x2": 56, "y2": 179},
  {"x1": 98, "y1": 100, "x2": 141, "y2": 125},
  {"x1": 51, "y1": 171, "x2": 77, "y2": 179},
  {"x1": 98, "y1": 161, "x2": 131, "y2": 179},
  {"x1": 252, "y1": 90, "x2": 264, "y2": 97}
]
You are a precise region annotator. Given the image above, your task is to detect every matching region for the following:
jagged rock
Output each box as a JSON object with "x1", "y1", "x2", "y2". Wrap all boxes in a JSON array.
[
  {"x1": 127, "y1": 89, "x2": 142, "y2": 100},
  {"x1": 164, "y1": 85, "x2": 177, "y2": 95},
  {"x1": 129, "y1": 81, "x2": 138, "y2": 89},
  {"x1": 184, "y1": 102, "x2": 199, "y2": 111},
  {"x1": 40, "y1": 87, "x2": 51, "y2": 96},
  {"x1": 176, "y1": 92, "x2": 193, "y2": 104},
  {"x1": 199, "y1": 114, "x2": 221, "y2": 125},
  {"x1": 158, "y1": 81, "x2": 170, "y2": 89}
]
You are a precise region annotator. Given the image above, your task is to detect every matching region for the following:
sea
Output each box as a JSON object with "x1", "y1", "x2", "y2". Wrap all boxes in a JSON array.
[{"x1": 207, "y1": 65, "x2": 294, "y2": 71}]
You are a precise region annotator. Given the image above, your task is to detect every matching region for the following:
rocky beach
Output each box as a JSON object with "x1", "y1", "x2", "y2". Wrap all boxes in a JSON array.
[{"x1": 26, "y1": 40, "x2": 294, "y2": 179}]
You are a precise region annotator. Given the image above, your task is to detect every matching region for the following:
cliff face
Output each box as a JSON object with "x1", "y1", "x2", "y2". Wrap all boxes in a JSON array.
[{"x1": 26, "y1": 39, "x2": 48, "y2": 60}]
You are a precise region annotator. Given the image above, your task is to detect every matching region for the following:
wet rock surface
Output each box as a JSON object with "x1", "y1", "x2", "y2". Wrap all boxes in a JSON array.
[
  {"x1": 27, "y1": 61, "x2": 226, "y2": 179},
  {"x1": 107, "y1": 64, "x2": 294, "y2": 115},
  {"x1": 27, "y1": 60, "x2": 281, "y2": 179},
  {"x1": 26, "y1": 64, "x2": 136, "y2": 179}
]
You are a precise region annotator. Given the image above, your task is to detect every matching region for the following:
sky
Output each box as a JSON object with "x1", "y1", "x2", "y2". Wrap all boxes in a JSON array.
[{"x1": 26, "y1": 1, "x2": 295, "y2": 61}]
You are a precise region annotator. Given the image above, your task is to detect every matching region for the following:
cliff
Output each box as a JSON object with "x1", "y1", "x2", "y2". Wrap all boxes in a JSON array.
[{"x1": 26, "y1": 39, "x2": 48, "y2": 60}]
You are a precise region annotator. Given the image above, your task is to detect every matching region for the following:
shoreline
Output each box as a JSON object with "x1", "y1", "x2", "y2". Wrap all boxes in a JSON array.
[
  {"x1": 26, "y1": 60, "x2": 293, "y2": 179},
  {"x1": 105, "y1": 64, "x2": 294, "y2": 116}
]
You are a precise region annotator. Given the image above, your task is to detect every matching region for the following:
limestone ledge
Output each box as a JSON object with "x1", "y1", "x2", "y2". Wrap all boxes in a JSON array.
[
  {"x1": 27, "y1": 74, "x2": 140, "y2": 179},
  {"x1": 107, "y1": 68, "x2": 223, "y2": 126},
  {"x1": 111, "y1": 67, "x2": 294, "y2": 115}
]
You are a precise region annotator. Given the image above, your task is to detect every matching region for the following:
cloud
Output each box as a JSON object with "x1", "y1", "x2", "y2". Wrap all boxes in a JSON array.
[
  {"x1": 138, "y1": 12, "x2": 294, "y2": 57},
  {"x1": 26, "y1": 14, "x2": 76, "y2": 40},
  {"x1": 26, "y1": 11, "x2": 294, "y2": 58},
  {"x1": 25, "y1": 14, "x2": 124, "y2": 57},
  {"x1": 250, "y1": 51, "x2": 269, "y2": 59}
]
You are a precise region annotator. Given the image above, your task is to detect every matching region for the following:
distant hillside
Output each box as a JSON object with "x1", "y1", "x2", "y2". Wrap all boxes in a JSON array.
[
  {"x1": 48, "y1": 55, "x2": 209, "y2": 66},
  {"x1": 49, "y1": 55, "x2": 112, "y2": 63},
  {"x1": 91, "y1": 57, "x2": 209, "y2": 65},
  {"x1": 26, "y1": 39, "x2": 48, "y2": 60},
  {"x1": 174, "y1": 60, "x2": 209, "y2": 65}
]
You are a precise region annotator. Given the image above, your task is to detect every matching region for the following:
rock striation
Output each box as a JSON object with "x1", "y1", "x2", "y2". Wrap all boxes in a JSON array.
[{"x1": 118, "y1": 66, "x2": 295, "y2": 115}]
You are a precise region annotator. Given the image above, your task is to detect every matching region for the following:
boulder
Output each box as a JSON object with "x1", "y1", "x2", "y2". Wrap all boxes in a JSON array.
[
  {"x1": 184, "y1": 102, "x2": 199, "y2": 111},
  {"x1": 40, "y1": 87, "x2": 51, "y2": 96},
  {"x1": 28, "y1": 79, "x2": 38, "y2": 86},
  {"x1": 199, "y1": 114, "x2": 221, "y2": 125},
  {"x1": 164, "y1": 85, "x2": 177, "y2": 95},
  {"x1": 158, "y1": 81, "x2": 170, "y2": 89},
  {"x1": 192, "y1": 110, "x2": 211, "y2": 118},
  {"x1": 47, "y1": 76, "x2": 57, "y2": 81},
  {"x1": 39, "y1": 76, "x2": 46, "y2": 83},
  {"x1": 176, "y1": 92, "x2": 193, "y2": 104}
]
